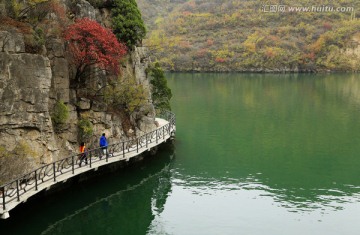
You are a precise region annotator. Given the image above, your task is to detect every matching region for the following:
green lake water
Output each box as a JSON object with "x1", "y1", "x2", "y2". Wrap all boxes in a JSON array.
[{"x1": 1, "y1": 73, "x2": 360, "y2": 234}]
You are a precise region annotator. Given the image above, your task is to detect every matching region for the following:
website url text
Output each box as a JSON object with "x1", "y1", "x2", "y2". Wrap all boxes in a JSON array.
[{"x1": 261, "y1": 5, "x2": 354, "y2": 13}]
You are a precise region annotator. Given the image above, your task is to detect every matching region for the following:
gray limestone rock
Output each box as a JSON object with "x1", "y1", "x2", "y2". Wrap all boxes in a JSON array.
[
  {"x1": 75, "y1": 0, "x2": 96, "y2": 20},
  {"x1": 0, "y1": 30, "x2": 25, "y2": 53},
  {"x1": 0, "y1": 52, "x2": 59, "y2": 163}
]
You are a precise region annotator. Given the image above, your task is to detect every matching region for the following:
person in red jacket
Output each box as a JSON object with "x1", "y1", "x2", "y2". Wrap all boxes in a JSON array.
[{"x1": 79, "y1": 142, "x2": 88, "y2": 166}]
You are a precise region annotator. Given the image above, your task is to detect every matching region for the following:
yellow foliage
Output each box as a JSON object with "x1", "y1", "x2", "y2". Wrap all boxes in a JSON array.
[
  {"x1": 310, "y1": 36, "x2": 326, "y2": 53},
  {"x1": 209, "y1": 45, "x2": 234, "y2": 59},
  {"x1": 168, "y1": 36, "x2": 182, "y2": 48},
  {"x1": 104, "y1": 72, "x2": 147, "y2": 114},
  {"x1": 29, "y1": 0, "x2": 49, "y2": 5},
  {"x1": 146, "y1": 30, "x2": 166, "y2": 51},
  {"x1": 160, "y1": 57, "x2": 175, "y2": 70},
  {"x1": 243, "y1": 32, "x2": 264, "y2": 53},
  {"x1": 11, "y1": 0, "x2": 22, "y2": 18},
  {"x1": 192, "y1": 13, "x2": 212, "y2": 18},
  {"x1": 154, "y1": 17, "x2": 164, "y2": 26}
]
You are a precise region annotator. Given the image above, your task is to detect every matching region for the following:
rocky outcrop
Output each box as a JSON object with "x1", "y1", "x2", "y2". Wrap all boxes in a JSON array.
[
  {"x1": 74, "y1": 0, "x2": 96, "y2": 20},
  {"x1": 131, "y1": 47, "x2": 157, "y2": 135},
  {"x1": 0, "y1": 52, "x2": 58, "y2": 163},
  {"x1": 132, "y1": 47, "x2": 152, "y2": 92},
  {"x1": 0, "y1": 0, "x2": 158, "y2": 168},
  {"x1": 0, "y1": 30, "x2": 25, "y2": 53}
]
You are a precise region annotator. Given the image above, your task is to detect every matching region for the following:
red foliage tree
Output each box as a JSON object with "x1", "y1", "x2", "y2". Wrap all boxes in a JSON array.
[
  {"x1": 207, "y1": 38, "x2": 214, "y2": 46},
  {"x1": 63, "y1": 18, "x2": 127, "y2": 81},
  {"x1": 323, "y1": 22, "x2": 332, "y2": 31},
  {"x1": 215, "y1": 57, "x2": 226, "y2": 63},
  {"x1": 196, "y1": 48, "x2": 208, "y2": 58}
]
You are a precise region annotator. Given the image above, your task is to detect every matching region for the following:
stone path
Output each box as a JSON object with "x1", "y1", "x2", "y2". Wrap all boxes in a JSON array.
[{"x1": 0, "y1": 115, "x2": 175, "y2": 219}]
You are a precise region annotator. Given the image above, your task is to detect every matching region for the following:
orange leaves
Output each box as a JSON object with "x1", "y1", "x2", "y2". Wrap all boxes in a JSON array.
[
  {"x1": 215, "y1": 57, "x2": 226, "y2": 63},
  {"x1": 207, "y1": 39, "x2": 214, "y2": 46},
  {"x1": 309, "y1": 36, "x2": 326, "y2": 53},
  {"x1": 265, "y1": 47, "x2": 276, "y2": 58},
  {"x1": 196, "y1": 48, "x2": 209, "y2": 58},
  {"x1": 182, "y1": 11, "x2": 192, "y2": 16},
  {"x1": 323, "y1": 22, "x2": 332, "y2": 31},
  {"x1": 179, "y1": 40, "x2": 192, "y2": 49},
  {"x1": 302, "y1": 52, "x2": 316, "y2": 62}
]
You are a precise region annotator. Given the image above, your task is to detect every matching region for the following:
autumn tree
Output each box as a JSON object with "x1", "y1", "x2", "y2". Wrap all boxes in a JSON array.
[
  {"x1": 103, "y1": 74, "x2": 147, "y2": 114},
  {"x1": 112, "y1": 0, "x2": 146, "y2": 49},
  {"x1": 63, "y1": 18, "x2": 127, "y2": 85}
]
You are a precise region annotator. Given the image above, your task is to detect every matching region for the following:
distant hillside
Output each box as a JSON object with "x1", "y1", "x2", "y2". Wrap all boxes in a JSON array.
[{"x1": 137, "y1": 0, "x2": 360, "y2": 72}]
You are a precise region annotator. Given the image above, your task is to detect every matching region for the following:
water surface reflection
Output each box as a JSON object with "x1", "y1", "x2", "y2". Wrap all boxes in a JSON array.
[
  {"x1": 0, "y1": 145, "x2": 175, "y2": 235},
  {"x1": 162, "y1": 73, "x2": 360, "y2": 234}
]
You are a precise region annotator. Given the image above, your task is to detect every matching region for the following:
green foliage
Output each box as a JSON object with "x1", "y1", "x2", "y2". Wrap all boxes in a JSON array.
[
  {"x1": 7, "y1": 0, "x2": 21, "y2": 18},
  {"x1": 0, "y1": 142, "x2": 37, "y2": 184},
  {"x1": 86, "y1": 0, "x2": 106, "y2": 8},
  {"x1": 29, "y1": 0, "x2": 49, "y2": 5},
  {"x1": 34, "y1": 27, "x2": 44, "y2": 46},
  {"x1": 112, "y1": 0, "x2": 146, "y2": 49},
  {"x1": 78, "y1": 117, "x2": 93, "y2": 141},
  {"x1": 148, "y1": 62, "x2": 172, "y2": 111},
  {"x1": 8, "y1": 0, "x2": 49, "y2": 19},
  {"x1": 103, "y1": 73, "x2": 147, "y2": 114},
  {"x1": 22, "y1": 27, "x2": 46, "y2": 53},
  {"x1": 51, "y1": 100, "x2": 69, "y2": 130}
]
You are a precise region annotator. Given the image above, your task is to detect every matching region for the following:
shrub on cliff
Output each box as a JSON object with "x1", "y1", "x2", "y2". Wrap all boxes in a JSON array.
[
  {"x1": 78, "y1": 117, "x2": 93, "y2": 141},
  {"x1": 103, "y1": 73, "x2": 147, "y2": 114},
  {"x1": 112, "y1": 0, "x2": 146, "y2": 49},
  {"x1": 51, "y1": 100, "x2": 69, "y2": 131},
  {"x1": 147, "y1": 62, "x2": 172, "y2": 111}
]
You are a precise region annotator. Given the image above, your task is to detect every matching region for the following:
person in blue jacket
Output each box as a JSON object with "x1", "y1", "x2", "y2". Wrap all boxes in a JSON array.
[{"x1": 99, "y1": 133, "x2": 108, "y2": 158}]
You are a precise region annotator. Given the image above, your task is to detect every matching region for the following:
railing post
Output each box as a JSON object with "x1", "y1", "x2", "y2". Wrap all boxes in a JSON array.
[
  {"x1": 72, "y1": 156, "x2": 75, "y2": 174},
  {"x1": 146, "y1": 134, "x2": 148, "y2": 148},
  {"x1": 106, "y1": 148, "x2": 109, "y2": 162},
  {"x1": 16, "y1": 180, "x2": 20, "y2": 202},
  {"x1": 122, "y1": 142, "x2": 125, "y2": 158},
  {"x1": 137, "y1": 138, "x2": 139, "y2": 153},
  {"x1": 156, "y1": 129, "x2": 158, "y2": 143},
  {"x1": 2, "y1": 186, "x2": 6, "y2": 210},
  {"x1": 35, "y1": 170, "x2": 38, "y2": 191},
  {"x1": 53, "y1": 163, "x2": 56, "y2": 182},
  {"x1": 163, "y1": 126, "x2": 165, "y2": 139},
  {"x1": 89, "y1": 151, "x2": 92, "y2": 168}
]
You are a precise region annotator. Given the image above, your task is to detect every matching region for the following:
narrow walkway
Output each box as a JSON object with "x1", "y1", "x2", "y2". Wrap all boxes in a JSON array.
[{"x1": 0, "y1": 111, "x2": 175, "y2": 219}]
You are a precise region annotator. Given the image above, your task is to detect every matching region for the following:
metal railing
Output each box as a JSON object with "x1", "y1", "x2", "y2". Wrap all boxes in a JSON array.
[{"x1": 0, "y1": 110, "x2": 175, "y2": 212}]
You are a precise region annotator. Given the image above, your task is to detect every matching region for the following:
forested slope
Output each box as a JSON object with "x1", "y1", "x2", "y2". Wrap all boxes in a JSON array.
[{"x1": 137, "y1": 0, "x2": 360, "y2": 72}]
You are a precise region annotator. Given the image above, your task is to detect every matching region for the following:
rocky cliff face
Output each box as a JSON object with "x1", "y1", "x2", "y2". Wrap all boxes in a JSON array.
[
  {"x1": 0, "y1": 44, "x2": 56, "y2": 163},
  {"x1": 0, "y1": 0, "x2": 157, "y2": 167}
]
